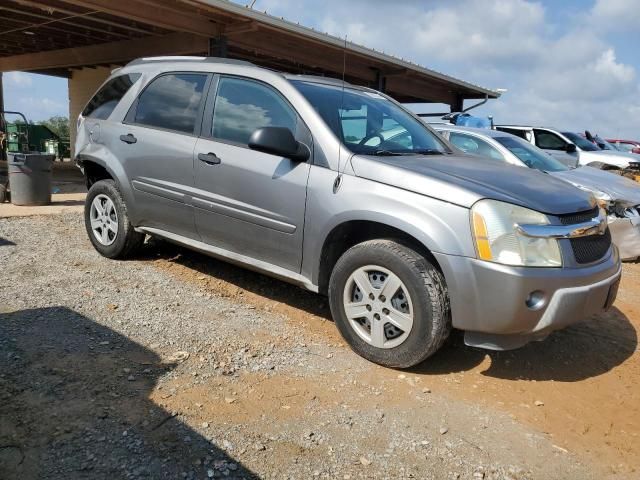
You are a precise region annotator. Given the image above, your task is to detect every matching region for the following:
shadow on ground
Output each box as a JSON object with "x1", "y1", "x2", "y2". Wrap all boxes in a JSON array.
[
  {"x1": 0, "y1": 306, "x2": 257, "y2": 480},
  {"x1": 0, "y1": 237, "x2": 16, "y2": 246},
  {"x1": 413, "y1": 306, "x2": 637, "y2": 382},
  {"x1": 142, "y1": 241, "x2": 637, "y2": 383}
]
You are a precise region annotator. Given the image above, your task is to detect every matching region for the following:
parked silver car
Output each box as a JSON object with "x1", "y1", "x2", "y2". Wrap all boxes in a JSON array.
[
  {"x1": 436, "y1": 125, "x2": 640, "y2": 260},
  {"x1": 495, "y1": 125, "x2": 636, "y2": 170},
  {"x1": 75, "y1": 57, "x2": 621, "y2": 366}
]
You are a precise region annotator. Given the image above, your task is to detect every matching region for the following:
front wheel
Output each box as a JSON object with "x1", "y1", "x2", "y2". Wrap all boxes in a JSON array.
[
  {"x1": 84, "y1": 179, "x2": 144, "y2": 259},
  {"x1": 328, "y1": 240, "x2": 451, "y2": 368}
]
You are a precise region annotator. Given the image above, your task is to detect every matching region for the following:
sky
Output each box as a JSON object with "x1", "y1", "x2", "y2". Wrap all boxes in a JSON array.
[{"x1": 3, "y1": 0, "x2": 640, "y2": 138}]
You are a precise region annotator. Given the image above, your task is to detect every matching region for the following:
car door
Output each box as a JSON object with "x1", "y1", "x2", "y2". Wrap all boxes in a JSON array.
[
  {"x1": 192, "y1": 75, "x2": 311, "y2": 273},
  {"x1": 111, "y1": 72, "x2": 210, "y2": 239}
]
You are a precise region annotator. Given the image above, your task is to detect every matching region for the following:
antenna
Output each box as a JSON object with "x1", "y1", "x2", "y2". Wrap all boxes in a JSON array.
[{"x1": 333, "y1": 34, "x2": 347, "y2": 193}]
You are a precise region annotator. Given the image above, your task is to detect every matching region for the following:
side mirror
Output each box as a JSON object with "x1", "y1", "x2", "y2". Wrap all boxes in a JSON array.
[
  {"x1": 248, "y1": 127, "x2": 310, "y2": 162},
  {"x1": 565, "y1": 143, "x2": 577, "y2": 153}
]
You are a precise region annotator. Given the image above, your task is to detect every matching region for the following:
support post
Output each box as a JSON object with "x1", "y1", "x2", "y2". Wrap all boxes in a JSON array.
[
  {"x1": 375, "y1": 70, "x2": 386, "y2": 93},
  {"x1": 0, "y1": 72, "x2": 5, "y2": 161},
  {"x1": 450, "y1": 94, "x2": 464, "y2": 113},
  {"x1": 208, "y1": 36, "x2": 228, "y2": 58}
]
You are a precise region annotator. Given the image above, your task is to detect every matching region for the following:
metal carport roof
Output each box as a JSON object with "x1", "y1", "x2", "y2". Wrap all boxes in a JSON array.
[{"x1": 0, "y1": 0, "x2": 500, "y2": 108}]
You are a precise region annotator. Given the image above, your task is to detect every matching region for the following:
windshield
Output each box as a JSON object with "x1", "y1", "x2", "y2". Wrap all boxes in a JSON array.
[
  {"x1": 595, "y1": 136, "x2": 616, "y2": 151},
  {"x1": 561, "y1": 132, "x2": 599, "y2": 151},
  {"x1": 291, "y1": 80, "x2": 448, "y2": 155},
  {"x1": 494, "y1": 136, "x2": 568, "y2": 172}
]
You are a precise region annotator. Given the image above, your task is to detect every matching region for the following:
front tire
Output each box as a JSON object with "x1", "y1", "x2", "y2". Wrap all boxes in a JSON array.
[
  {"x1": 84, "y1": 179, "x2": 144, "y2": 259},
  {"x1": 328, "y1": 240, "x2": 451, "y2": 368}
]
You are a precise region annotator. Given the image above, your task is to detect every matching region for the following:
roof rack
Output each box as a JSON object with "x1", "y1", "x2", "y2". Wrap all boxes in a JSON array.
[
  {"x1": 284, "y1": 74, "x2": 356, "y2": 88},
  {"x1": 126, "y1": 56, "x2": 254, "y2": 67}
]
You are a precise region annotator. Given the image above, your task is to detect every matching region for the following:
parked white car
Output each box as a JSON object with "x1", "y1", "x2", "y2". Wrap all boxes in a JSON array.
[
  {"x1": 495, "y1": 125, "x2": 635, "y2": 170},
  {"x1": 436, "y1": 125, "x2": 640, "y2": 260}
]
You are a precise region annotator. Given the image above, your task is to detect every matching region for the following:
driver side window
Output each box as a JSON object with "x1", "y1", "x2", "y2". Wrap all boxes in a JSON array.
[
  {"x1": 534, "y1": 130, "x2": 567, "y2": 150},
  {"x1": 212, "y1": 77, "x2": 297, "y2": 146}
]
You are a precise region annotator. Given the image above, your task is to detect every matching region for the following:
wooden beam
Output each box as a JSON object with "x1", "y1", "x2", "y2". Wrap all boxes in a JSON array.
[
  {"x1": 56, "y1": 0, "x2": 220, "y2": 37},
  {"x1": 7, "y1": 1, "x2": 157, "y2": 35},
  {"x1": 223, "y1": 21, "x2": 258, "y2": 36},
  {"x1": 0, "y1": 32, "x2": 208, "y2": 72},
  {"x1": 1, "y1": 5, "x2": 131, "y2": 40}
]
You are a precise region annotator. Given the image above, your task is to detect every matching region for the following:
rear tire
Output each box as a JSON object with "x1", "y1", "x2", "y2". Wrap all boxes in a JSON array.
[
  {"x1": 84, "y1": 179, "x2": 144, "y2": 259},
  {"x1": 328, "y1": 239, "x2": 451, "y2": 368}
]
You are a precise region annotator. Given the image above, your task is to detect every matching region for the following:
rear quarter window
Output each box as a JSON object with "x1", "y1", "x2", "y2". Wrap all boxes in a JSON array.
[{"x1": 82, "y1": 73, "x2": 141, "y2": 120}]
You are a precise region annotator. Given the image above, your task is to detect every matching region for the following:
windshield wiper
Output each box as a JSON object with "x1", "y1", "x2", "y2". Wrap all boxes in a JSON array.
[
  {"x1": 410, "y1": 149, "x2": 446, "y2": 155},
  {"x1": 371, "y1": 149, "x2": 445, "y2": 156},
  {"x1": 371, "y1": 150, "x2": 405, "y2": 156}
]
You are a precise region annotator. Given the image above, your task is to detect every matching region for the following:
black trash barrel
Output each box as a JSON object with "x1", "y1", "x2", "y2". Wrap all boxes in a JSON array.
[{"x1": 8, "y1": 153, "x2": 54, "y2": 206}]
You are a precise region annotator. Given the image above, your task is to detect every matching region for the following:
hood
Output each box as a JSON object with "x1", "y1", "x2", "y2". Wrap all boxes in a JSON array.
[
  {"x1": 550, "y1": 166, "x2": 640, "y2": 206},
  {"x1": 351, "y1": 153, "x2": 595, "y2": 215},
  {"x1": 582, "y1": 150, "x2": 633, "y2": 167}
]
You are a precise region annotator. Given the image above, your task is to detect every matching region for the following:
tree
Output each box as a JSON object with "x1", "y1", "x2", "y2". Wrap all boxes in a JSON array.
[{"x1": 38, "y1": 116, "x2": 69, "y2": 139}]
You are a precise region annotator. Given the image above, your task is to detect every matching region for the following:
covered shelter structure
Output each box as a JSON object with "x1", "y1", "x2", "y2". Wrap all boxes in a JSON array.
[{"x1": 0, "y1": 0, "x2": 500, "y2": 153}]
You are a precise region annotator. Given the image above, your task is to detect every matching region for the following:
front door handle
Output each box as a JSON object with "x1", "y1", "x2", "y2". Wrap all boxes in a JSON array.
[
  {"x1": 119, "y1": 133, "x2": 137, "y2": 144},
  {"x1": 198, "y1": 152, "x2": 221, "y2": 165}
]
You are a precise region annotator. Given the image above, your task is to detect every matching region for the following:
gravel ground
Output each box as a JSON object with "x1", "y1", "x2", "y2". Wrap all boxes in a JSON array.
[{"x1": 0, "y1": 212, "x2": 622, "y2": 479}]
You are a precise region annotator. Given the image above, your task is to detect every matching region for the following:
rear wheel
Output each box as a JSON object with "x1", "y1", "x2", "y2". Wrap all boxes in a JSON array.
[
  {"x1": 84, "y1": 179, "x2": 144, "y2": 259},
  {"x1": 328, "y1": 239, "x2": 451, "y2": 368}
]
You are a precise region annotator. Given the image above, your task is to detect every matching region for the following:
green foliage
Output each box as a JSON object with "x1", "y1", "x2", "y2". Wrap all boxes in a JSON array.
[{"x1": 37, "y1": 116, "x2": 70, "y2": 139}]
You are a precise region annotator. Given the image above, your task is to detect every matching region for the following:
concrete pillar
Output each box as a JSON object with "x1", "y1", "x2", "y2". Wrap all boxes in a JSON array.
[{"x1": 68, "y1": 66, "x2": 111, "y2": 158}]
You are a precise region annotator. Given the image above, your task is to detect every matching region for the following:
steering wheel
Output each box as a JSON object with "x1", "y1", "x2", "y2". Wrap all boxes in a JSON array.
[{"x1": 358, "y1": 133, "x2": 385, "y2": 146}]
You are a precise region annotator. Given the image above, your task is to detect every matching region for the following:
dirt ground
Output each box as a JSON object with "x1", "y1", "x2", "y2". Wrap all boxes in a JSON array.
[
  {"x1": 155, "y1": 245, "x2": 640, "y2": 477},
  {"x1": 1, "y1": 212, "x2": 639, "y2": 479}
]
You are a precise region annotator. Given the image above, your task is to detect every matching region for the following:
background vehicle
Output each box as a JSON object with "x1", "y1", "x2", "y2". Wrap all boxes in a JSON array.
[
  {"x1": 608, "y1": 139, "x2": 640, "y2": 155},
  {"x1": 495, "y1": 125, "x2": 635, "y2": 170},
  {"x1": 75, "y1": 57, "x2": 621, "y2": 367},
  {"x1": 437, "y1": 126, "x2": 640, "y2": 260}
]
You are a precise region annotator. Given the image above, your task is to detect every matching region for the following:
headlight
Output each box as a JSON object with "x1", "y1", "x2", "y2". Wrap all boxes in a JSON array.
[{"x1": 471, "y1": 199, "x2": 562, "y2": 267}]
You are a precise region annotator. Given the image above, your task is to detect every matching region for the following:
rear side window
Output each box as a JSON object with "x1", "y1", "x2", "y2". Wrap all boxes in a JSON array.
[
  {"x1": 212, "y1": 77, "x2": 297, "y2": 145},
  {"x1": 449, "y1": 132, "x2": 504, "y2": 161},
  {"x1": 82, "y1": 73, "x2": 140, "y2": 120},
  {"x1": 133, "y1": 73, "x2": 208, "y2": 134}
]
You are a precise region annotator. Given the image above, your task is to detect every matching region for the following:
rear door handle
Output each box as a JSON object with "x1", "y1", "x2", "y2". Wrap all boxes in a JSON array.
[
  {"x1": 119, "y1": 134, "x2": 137, "y2": 144},
  {"x1": 198, "y1": 152, "x2": 221, "y2": 165}
]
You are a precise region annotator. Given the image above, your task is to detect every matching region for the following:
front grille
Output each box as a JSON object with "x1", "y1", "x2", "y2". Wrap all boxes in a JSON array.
[
  {"x1": 558, "y1": 207, "x2": 611, "y2": 264},
  {"x1": 570, "y1": 228, "x2": 611, "y2": 264},
  {"x1": 558, "y1": 207, "x2": 599, "y2": 225}
]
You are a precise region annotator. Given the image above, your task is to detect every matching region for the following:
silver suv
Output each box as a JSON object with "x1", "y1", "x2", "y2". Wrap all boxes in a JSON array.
[{"x1": 76, "y1": 57, "x2": 621, "y2": 367}]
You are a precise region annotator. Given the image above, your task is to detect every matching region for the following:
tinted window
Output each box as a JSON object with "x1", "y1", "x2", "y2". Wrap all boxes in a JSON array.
[
  {"x1": 82, "y1": 73, "x2": 140, "y2": 120},
  {"x1": 494, "y1": 136, "x2": 568, "y2": 172},
  {"x1": 561, "y1": 132, "x2": 600, "y2": 151},
  {"x1": 134, "y1": 73, "x2": 207, "y2": 134},
  {"x1": 449, "y1": 132, "x2": 504, "y2": 161},
  {"x1": 212, "y1": 77, "x2": 297, "y2": 145},
  {"x1": 292, "y1": 80, "x2": 448, "y2": 156},
  {"x1": 534, "y1": 130, "x2": 567, "y2": 150},
  {"x1": 496, "y1": 127, "x2": 529, "y2": 141}
]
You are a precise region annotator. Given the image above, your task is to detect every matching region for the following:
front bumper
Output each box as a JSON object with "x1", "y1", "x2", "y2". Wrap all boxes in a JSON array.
[{"x1": 433, "y1": 247, "x2": 621, "y2": 350}]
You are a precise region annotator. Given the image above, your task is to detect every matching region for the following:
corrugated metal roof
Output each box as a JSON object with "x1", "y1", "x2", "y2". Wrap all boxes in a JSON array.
[{"x1": 191, "y1": 0, "x2": 500, "y2": 99}]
